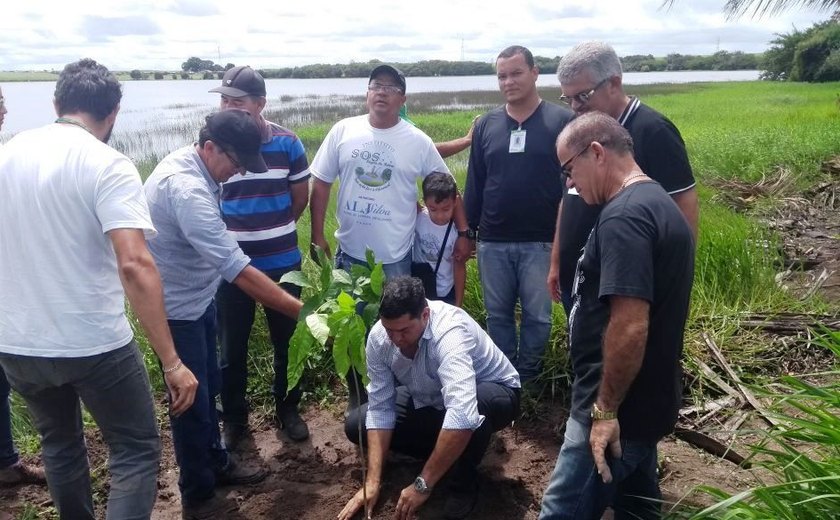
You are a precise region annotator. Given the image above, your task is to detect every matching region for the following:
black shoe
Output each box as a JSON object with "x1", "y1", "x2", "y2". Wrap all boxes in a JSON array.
[
  {"x1": 216, "y1": 456, "x2": 267, "y2": 486},
  {"x1": 222, "y1": 422, "x2": 247, "y2": 452},
  {"x1": 443, "y1": 481, "x2": 479, "y2": 519},
  {"x1": 182, "y1": 493, "x2": 238, "y2": 519},
  {"x1": 277, "y1": 405, "x2": 310, "y2": 442}
]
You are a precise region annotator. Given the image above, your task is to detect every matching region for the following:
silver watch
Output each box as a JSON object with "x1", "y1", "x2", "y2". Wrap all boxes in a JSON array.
[{"x1": 413, "y1": 475, "x2": 431, "y2": 494}]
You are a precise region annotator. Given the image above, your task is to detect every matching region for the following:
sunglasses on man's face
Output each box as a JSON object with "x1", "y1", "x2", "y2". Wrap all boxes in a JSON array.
[{"x1": 559, "y1": 78, "x2": 609, "y2": 106}]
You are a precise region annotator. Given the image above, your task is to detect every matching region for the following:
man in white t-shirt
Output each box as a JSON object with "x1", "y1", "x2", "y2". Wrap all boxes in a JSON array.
[
  {"x1": 0, "y1": 59, "x2": 197, "y2": 520},
  {"x1": 309, "y1": 65, "x2": 471, "y2": 278}
]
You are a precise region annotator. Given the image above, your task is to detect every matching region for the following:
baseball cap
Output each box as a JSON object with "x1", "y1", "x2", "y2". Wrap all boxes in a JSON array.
[
  {"x1": 369, "y1": 64, "x2": 406, "y2": 93},
  {"x1": 204, "y1": 110, "x2": 268, "y2": 173},
  {"x1": 209, "y1": 65, "x2": 266, "y2": 97}
]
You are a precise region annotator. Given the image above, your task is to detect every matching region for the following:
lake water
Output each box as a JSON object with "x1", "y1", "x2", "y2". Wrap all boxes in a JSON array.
[{"x1": 0, "y1": 70, "x2": 760, "y2": 137}]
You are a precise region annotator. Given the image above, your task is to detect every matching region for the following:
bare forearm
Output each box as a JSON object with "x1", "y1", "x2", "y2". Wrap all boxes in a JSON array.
[
  {"x1": 453, "y1": 193, "x2": 468, "y2": 231},
  {"x1": 672, "y1": 188, "x2": 699, "y2": 242},
  {"x1": 454, "y1": 260, "x2": 467, "y2": 307},
  {"x1": 233, "y1": 265, "x2": 303, "y2": 320},
  {"x1": 550, "y1": 200, "x2": 563, "y2": 271},
  {"x1": 597, "y1": 299, "x2": 649, "y2": 411},
  {"x1": 435, "y1": 137, "x2": 470, "y2": 159},
  {"x1": 309, "y1": 179, "x2": 331, "y2": 242},
  {"x1": 420, "y1": 429, "x2": 472, "y2": 488},
  {"x1": 365, "y1": 429, "x2": 393, "y2": 487},
  {"x1": 291, "y1": 183, "x2": 309, "y2": 222}
]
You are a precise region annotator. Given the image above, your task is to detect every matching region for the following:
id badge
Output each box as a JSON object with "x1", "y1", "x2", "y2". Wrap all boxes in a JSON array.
[{"x1": 509, "y1": 129, "x2": 526, "y2": 153}]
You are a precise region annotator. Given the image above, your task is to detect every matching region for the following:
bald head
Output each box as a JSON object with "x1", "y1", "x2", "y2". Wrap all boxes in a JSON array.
[{"x1": 557, "y1": 111, "x2": 634, "y2": 157}]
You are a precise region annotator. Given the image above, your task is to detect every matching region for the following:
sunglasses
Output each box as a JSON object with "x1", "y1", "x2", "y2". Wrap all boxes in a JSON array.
[{"x1": 559, "y1": 78, "x2": 609, "y2": 106}]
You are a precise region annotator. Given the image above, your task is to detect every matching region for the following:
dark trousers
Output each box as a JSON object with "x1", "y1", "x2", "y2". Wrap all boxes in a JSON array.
[
  {"x1": 167, "y1": 302, "x2": 228, "y2": 506},
  {"x1": 217, "y1": 267, "x2": 302, "y2": 425},
  {"x1": 344, "y1": 383, "x2": 520, "y2": 485},
  {"x1": 0, "y1": 366, "x2": 18, "y2": 468}
]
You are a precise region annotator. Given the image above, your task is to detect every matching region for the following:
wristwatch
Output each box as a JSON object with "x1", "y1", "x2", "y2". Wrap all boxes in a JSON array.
[
  {"x1": 590, "y1": 403, "x2": 617, "y2": 421},
  {"x1": 413, "y1": 476, "x2": 432, "y2": 494},
  {"x1": 457, "y1": 228, "x2": 477, "y2": 240}
]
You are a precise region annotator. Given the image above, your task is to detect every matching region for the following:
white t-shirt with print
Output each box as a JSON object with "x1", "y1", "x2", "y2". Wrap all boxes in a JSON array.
[
  {"x1": 412, "y1": 208, "x2": 456, "y2": 297},
  {"x1": 310, "y1": 115, "x2": 450, "y2": 263},
  {"x1": 0, "y1": 124, "x2": 156, "y2": 357}
]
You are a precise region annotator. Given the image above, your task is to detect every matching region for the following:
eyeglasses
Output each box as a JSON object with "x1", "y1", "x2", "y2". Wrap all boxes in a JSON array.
[
  {"x1": 560, "y1": 144, "x2": 590, "y2": 177},
  {"x1": 223, "y1": 149, "x2": 241, "y2": 170},
  {"x1": 559, "y1": 78, "x2": 609, "y2": 106},
  {"x1": 368, "y1": 83, "x2": 403, "y2": 95}
]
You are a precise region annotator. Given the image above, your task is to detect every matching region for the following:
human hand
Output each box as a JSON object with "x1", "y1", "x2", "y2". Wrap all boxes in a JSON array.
[
  {"x1": 338, "y1": 483, "x2": 380, "y2": 520},
  {"x1": 394, "y1": 484, "x2": 430, "y2": 520},
  {"x1": 547, "y1": 267, "x2": 561, "y2": 303},
  {"x1": 310, "y1": 238, "x2": 332, "y2": 265},
  {"x1": 453, "y1": 236, "x2": 474, "y2": 262},
  {"x1": 590, "y1": 418, "x2": 622, "y2": 483},
  {"x1": 164, "y1": 363, "x2": 198, "y2": 417},
  {"x1": 464, "y1": 115, "x2": 479, "y2": 141}
]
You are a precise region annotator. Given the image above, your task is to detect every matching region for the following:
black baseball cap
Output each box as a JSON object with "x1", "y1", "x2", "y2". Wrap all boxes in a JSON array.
[
  {"x1": 369, "y1": 64, "x2": 406, "y2": 93},
  {"x1": 203, "y1": 110, "x2": 268, "y2": 173},
  {"x1": 209, "y1": 65, "x2": 266, "y2": 97}
]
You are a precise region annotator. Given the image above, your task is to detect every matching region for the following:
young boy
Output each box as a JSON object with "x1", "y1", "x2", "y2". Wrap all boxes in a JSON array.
[{"x1": 413, "y1": 172, "x2": 466, "y2": 306}]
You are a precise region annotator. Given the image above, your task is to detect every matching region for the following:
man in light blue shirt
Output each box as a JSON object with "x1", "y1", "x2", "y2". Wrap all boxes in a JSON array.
[
  {"x1": 144, "y1": 110, "x2": 303, "y2": 520},
  {"x1": 340, "y1": 277, "x2": 521, "y2": 520}
]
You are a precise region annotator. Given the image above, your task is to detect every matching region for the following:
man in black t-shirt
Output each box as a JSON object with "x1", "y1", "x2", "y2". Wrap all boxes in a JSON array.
[
  {"x1": 546, "y1": 41, "x2": 698, "y2": 316},
  {"x1": 464, "y1": 45, "x2": 573, "y2": 384},
  {"x1": 538, "y1": 113, "x2": 694, "y2": 519}
]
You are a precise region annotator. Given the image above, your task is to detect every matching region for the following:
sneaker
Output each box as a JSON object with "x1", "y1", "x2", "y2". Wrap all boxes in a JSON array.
[
  {"x1": 277, "y1": 405, "x2": 310, "y2": 442},
  {"x1": 443, "y1": 480, "x2": 479, "y2": 519},
  {"x1": 216, "y1": 456, "x2": 266, "y2": 486},
  {"x1": 222, "y1": 422, "x2": 248, "y2": 452},
  {"x1": 0, "y1": 461, "x2": 46, "y2": 487},
  {"x1": 182, "y1": 493, "x2": 237, "y2": 520}
]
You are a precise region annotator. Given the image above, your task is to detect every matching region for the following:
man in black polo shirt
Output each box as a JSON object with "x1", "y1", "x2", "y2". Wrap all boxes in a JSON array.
[
  {"x1": 538, "y1": 112, "x2": 694, "y2": 519},
  {"x1": 547, "y1": 40, "x2": 698, "y2": 315},
  {"x1": 464, "y1": 45, "x2": 573, "y2": 384}
]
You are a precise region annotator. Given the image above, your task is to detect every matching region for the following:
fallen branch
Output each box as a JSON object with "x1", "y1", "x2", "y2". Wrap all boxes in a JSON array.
[
  {"x1": 679, "y1": 396, "x2": 737, "y2": 418},
  {"x1": 736, "y1": 312, "x2": 840, "y2": 333},
  {"x1": 702, "y1": 333, "x2": 782, "y2": 428},
  {"x1": 693, "y1": 359, "x2": 742, "y2": 402},
  {"x1": 674, "y1": 427, "x2": 751, "y2": 469}
]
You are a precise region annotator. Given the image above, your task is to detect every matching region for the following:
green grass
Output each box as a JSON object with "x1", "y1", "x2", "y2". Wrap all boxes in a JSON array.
[{"x1": 0, "y1": 71, "x2": 59, "y2": 81}]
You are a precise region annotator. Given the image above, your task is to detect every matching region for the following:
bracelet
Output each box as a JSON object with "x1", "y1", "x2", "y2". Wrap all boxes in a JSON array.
[{"x1": 163, "y1": 360, "x2": 183, "y2": 374}]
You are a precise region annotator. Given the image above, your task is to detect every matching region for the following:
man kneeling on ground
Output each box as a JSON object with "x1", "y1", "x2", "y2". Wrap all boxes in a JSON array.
[{"x1": 340, "y1": 276, "x2": 521, "y2": 520}]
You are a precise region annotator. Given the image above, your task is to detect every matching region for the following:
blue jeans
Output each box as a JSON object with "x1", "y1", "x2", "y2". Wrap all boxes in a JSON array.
[
  {"x1": 477, "y1": 241, "x2": 553, "y2": 382},
  {"x1": 335, "y1": 247, "x2": 412, "y2": 279},
  {"x1": 0, "y1": 366, "x2": 19, "y2": 469},
  {"x1": 539, "y1": 417, "x2": 662, "y2": 520},
  {"x1": 167, "y1": 302, "x2": 228, "y2": 507},
  {"x1": 217, "y1": 267, "x2": 303, "y2": 425},
  {"x1": 0, "y1": 342, "x2": 160, "y2": 520}
]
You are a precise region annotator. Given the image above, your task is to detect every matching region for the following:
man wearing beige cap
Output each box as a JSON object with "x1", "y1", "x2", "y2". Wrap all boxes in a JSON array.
[{"x1": 208, "y1": 66, "x2": 312, "y2": 448}]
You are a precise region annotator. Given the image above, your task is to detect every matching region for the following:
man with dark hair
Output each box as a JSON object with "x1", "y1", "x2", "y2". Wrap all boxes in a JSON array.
[
  {"x1": 209, "y1": 66, "x2": 312, "y2": 447},
  {"x1": 144, "y1": 110, "x2": 304, "y2": 519},
  {"x1": 539, "y1": 113, "x2": 695, "y2": 519},
  {"x1": 0, "y1": 58, "x2": 198, "y2": 519},
  {"x1": 340, "y1": 277, "x2": 521, "y2": 520},
  {"x1": 464, "y1": 45, "x2": 574, "y2": 384},
  {"x1": 548, "y1": 40, "x2": 698, "y2": 315}
]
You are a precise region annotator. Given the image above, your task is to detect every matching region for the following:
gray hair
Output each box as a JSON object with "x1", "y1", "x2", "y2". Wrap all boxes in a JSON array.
[
  {"x1": 557, "y1": 41, "x2": 623, "y2": 84},
  {"x1": 557, "y1": 112, "x2": 634, "y2": 157}
]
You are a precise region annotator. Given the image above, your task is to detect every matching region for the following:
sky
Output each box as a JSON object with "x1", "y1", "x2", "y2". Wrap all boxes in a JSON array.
[{"x1": 0, "y1": 0, "x2": 832, "y2": 71}]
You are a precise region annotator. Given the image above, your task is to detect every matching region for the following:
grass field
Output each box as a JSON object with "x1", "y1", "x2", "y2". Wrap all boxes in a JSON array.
[{"x1": 7, "y1": 80, "x2": 840, "y2": 517}]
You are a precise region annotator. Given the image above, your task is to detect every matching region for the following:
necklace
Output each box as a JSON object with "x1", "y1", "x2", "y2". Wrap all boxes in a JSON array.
[
  {"x1": 618, "y1": 172, "x2": 647, "y2": 192},
  {"x1": 55, "y1": 117, "x2": 93, "y2": 134}
]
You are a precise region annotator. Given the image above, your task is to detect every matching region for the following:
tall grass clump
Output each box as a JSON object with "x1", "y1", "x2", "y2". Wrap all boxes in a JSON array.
[{"x1": 683, "y1": 329, "x2": 840, "y2": 519}]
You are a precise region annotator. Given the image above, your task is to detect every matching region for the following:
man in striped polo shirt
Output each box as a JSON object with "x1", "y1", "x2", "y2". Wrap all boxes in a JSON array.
[{"x1": 209, "y1": 66, "x2": 312, "y2": 448}]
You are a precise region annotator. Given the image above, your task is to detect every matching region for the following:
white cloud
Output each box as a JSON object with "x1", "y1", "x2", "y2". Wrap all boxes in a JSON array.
[{"x1": 0, "y1": 0, "x2": 831, "y2": 70}]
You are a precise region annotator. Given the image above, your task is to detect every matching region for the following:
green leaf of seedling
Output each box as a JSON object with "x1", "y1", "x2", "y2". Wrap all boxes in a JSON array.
[
  {"x1": 365, "y1": 248, "x2": 376, "y2": 268},
  {"x1": 305, "y1": 313, "x2": 331, "y2": 347},
  {"x1": 336, "y1": 291, "x2": 357, "y2": 313},
  {"x1": 350, "y1": 263, "x2": 372, "y2": 281},
  {"x1": 327, "y1": 309, "x2": 352, "y2": 333},
  {"x1": 332, "y1": 268, "x2": 353, "y2": 287},
  {"x1": 332, "y1": 321, "x2": 353, "y2": 380},
  {"x1": 362, "y1": 302, "x2": 380, "y2": 330},
  {"x1": 314, "y1": 244, "x2": 330, "y2": 269},
  {"x1": 369, "y1": 263, "x2": 385, "y2": 298},
  {"x1": 298, "y1": 294, "x2": 325, "y2": 321},
  {"x1": 347, "y1": 315, "x2": 369, "y2": 386},
  {"x1": 278, "y1": 270, "x2": 312, "y2": 288},
  {"x1": 287, "y1": 323, "x2": 316, "y2": 394}
]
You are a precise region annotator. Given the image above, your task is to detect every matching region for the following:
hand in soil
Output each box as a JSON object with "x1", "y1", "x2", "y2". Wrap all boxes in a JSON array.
[
  {"x1": 590, "y1": 418, "x2": 622, "y2": 483},
  {"x1": 395, "y1": 485, "x2": 429, "y2": 520},
  {"x1": 338, "y1": 482, "x2": 380, "y2": 520},
  {"x1": 164, "y1": 364, "x2": 199, "y2": 416}
]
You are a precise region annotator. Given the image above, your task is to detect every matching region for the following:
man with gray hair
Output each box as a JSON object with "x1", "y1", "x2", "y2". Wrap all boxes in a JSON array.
[
  {"x1": 0, "y1": 58, "x2": 198, "y2": 519},
  {"x1": 539, "y1": 112, "x2": 694, "y2": 519},
  {"x1": 547, "y1": 41, "x2": 698, "y2": 315}
]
